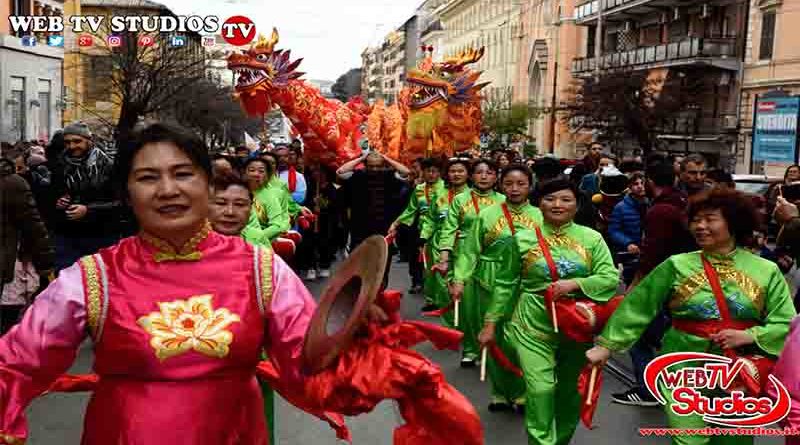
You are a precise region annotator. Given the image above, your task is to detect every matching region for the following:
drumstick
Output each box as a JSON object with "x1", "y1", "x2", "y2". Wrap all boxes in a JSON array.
[
  {"x1": 454, "y1": 299, "x2": 460, "y2": 327},
  {"x1": 586, "y1": 366, "x2": 598, "y2": 405},
  {"x1": 480, "y1": 347, "x2": 488, "y2": 382},
  {"x1": 551, "y1": 301, "x2": 559, "y2": 333}
]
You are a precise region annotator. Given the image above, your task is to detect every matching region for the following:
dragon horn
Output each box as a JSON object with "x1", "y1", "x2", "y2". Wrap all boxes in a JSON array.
[{"x1": 254, "y1": 27, "x2": 279, "y2": 52}]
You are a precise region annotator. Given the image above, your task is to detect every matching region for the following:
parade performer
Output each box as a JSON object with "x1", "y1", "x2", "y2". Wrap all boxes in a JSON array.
[
  {"x1": 457, "y1": 165, "x2": 542, "y2": 411},
  {"x1": 0, "y1": 123, "x2": 482, "y2": 445},
  {"x1": 388, "y1": 158, "x2": 446, "y2": 308},
  {"x1": 436, "y1": 158, "x2": 504, "y2": 366},
  {"x1": 478, "y1": 177, "x2": 618, "y2": 444},
  {"x1": 770, "y1": 316, "x2": 800, "y2": 444},
  {"x1": 587, "y1": 188, "x2": 797, "y2": 445},
  {"x1": 421, "y1": 158, "x2": 472, "y2": 327},
  {"x1": 241, "y1": 156, "x2": 298, "y2": 259}
]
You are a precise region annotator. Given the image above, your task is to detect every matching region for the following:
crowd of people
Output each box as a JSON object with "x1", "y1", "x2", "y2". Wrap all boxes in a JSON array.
[{"x1": 3, "y1": 121, "x2": 800, "y2": 444}]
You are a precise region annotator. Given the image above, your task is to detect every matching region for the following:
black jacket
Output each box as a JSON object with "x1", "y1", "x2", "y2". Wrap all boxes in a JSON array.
[{"x1": 340, "y1": 169, "x2": 407, "y2": 246}]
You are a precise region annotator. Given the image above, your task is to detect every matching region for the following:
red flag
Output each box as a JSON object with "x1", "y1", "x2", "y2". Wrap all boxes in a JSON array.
[{"x1": 577, "y1": 364, "x2": 602, "y2": 429}]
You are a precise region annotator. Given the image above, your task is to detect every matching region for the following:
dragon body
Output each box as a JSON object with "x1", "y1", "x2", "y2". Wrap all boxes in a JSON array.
[
  {"x1": 227, "y1": 29, "x2": 363, "y2": 165},
  {"x1": 228, "y1": 29, "x2": 488, "y2": 165}
]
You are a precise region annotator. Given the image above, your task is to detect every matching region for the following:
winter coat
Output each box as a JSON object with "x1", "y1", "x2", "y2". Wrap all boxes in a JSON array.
[{"x1": 608, "y1": 194, "x2": 646, "y2": 252}]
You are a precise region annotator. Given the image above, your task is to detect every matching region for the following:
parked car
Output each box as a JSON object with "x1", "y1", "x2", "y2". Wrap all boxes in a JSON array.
[{"x1": 733, "y1": 174, "x2": 782, "y2": 239}]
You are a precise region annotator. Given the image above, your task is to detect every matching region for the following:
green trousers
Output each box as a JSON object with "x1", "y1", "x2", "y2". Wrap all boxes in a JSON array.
[
  {"x1": 507, "y1": 323, "x2": 589, "y2": 445},
  {"x1": 424, "y1": 246, "x2": 455, "y2": 328},
  {"x1": 459, "y1": 278, "x2": 481, "y2": 360},
  {"x1": 662, "y1": 383, "x2": 753, "y2": 445}
]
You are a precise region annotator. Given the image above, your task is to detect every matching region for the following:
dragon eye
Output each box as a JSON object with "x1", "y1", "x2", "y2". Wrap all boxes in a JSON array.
[{"x1": 256, "y1": 54, "x2": 268, "y2": 62}]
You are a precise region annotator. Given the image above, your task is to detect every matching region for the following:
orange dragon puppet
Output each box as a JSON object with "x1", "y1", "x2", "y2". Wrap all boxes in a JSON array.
[
  {"x1": 369, "y1": 46, "x2": 488, "y2": 163},
  {"x1": 227, "y1": 28, "x2": 363, "y2": 165}
]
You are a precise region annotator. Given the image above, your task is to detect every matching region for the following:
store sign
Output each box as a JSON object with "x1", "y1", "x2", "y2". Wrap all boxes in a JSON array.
[{"x1": 753, "y1": 95, "x2": 800, "y2": 163}]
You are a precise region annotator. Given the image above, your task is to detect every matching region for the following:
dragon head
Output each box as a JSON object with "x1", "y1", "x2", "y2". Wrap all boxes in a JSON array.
[
  {"x1": 405, "y1": 47, "x2": 486, "y2": 110},
  {"x1": 226, "y1": 28, "x2": 303, "y2": 115}
]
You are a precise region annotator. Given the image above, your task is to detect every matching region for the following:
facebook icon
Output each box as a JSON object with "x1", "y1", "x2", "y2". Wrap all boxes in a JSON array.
[
  {"x1": 21, "y1": 35, "x2": 37, "y2": 47},
  {"x1": 169, "y1": 36, "x2": 186, "y2": 47}
]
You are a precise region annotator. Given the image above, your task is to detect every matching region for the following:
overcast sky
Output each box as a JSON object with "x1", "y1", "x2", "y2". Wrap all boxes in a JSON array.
[{"x1": 157, "y1": 0, "x2": 421, "y2": 81}]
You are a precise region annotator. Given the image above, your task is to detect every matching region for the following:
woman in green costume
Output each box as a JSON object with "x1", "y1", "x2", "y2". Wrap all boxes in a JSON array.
[
  {"x1": 479, "y1": 177, "x2": 618, "y2": 443},
  {"x1": 587, "y1": 188, "x2": 796, "y2": 445},
  {"x1": 434, "y1": 158, "x2": 505, "y2": 366},
  {"x1": 388, "y1": 158, "x2": 446, "y2": 306},
  {"x1": 458, "y1": 164, "x2": 543, "y2": 411},
  {"x1": 420, "y1": 158, "x2": 471, "y2": 326},
  {"x1": 241, "y1": 157, "x2": 291, "y2": 244}
]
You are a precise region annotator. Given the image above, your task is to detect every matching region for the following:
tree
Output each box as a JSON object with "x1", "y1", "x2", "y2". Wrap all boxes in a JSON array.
[
  {"x1": 482, "y1": 88, "x2": 540, "y2": 151},
  {"x1": 331, "y1": 68, "x2": 362, "y2": 102},
  {"x1": 562, "y1": 69, "x2": 705, "y2": 156},
  {"x1": 67, "y1": 7, "x2": 220, "y2": 149}
]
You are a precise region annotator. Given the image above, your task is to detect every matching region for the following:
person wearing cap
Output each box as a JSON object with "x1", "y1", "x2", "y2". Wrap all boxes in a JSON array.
[{"x1": 50, "y1": 122, "x2": 119, "y2": 271}]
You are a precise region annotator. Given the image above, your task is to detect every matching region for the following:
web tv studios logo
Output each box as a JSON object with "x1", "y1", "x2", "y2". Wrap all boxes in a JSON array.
[
  {"x1": 645, "y1": 352, "x2": 791, "y2": 428},
  {"x1": 8, "y1": 14, "x2": 258, "y2": 46}
]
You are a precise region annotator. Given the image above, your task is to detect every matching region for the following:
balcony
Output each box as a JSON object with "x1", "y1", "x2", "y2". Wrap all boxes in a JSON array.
[
  {"x1": 658, "y1": 114, "x2": 739, "y2": 136},
  {"x1": 575, "y1": 0, "x2": 694, "y2": 24},
  {"x1": 571, "y1": 37, "x2": 739, "y2": 76}
]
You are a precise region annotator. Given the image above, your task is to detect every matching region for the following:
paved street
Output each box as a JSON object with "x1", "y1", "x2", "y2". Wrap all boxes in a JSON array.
[{"x1": 25, "y1": 257, "x2": 783, "y2": 444}]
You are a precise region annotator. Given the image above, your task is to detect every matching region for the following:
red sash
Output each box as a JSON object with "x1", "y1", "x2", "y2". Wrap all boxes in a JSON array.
[
  {"x1": 471, "y1": 193, "x2": 481, "y2": 215},
  {"x1": 287, "y1": 167, "x2": 297, "y2": 192},
  {"x1": 500, "y1": 203, "x2": 516, "y2": 235},
  {"x1": 534, "y1": 225, "x2": 623, "y2": 343}
]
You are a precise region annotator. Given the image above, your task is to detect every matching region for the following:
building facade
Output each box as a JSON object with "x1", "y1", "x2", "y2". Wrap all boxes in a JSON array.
[
  {"x1": 440, "y1": 0, "x2": 522, "y2": 104},
  {"x1": 418, "y1": 0, "x2": 449, "y2": 65},
  {"x1": 361, "y1": 46, "x2": 383, "y2": 102},
  {"x1": 381, "y1": 30, "x2": 405, "y2": 104},
  {"x1": 515, "y1": 0, "x2": 584, "y2": 157},
  {"x1": 571, "y1": 0, "x2": 748, "y2": 168},
  {"x1": 0, "y1": 0, "x2": 64, "y2": 143},
  {"x1": 737, "y1": 0, "x2": 800, "y2": 175}
]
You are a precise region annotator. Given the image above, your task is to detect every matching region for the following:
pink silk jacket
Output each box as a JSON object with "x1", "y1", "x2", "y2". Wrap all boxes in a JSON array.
[{"x1": 0, "y1": 226, "x2": 315, "y2": 444}]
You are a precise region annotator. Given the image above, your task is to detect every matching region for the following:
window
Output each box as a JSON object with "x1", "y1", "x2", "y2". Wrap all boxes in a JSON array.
[
  {"x1": 10, "y1": 76, "x2": 25, "y2": 141},
  {"x1": 38, "y1": 79, "x2": 51, "y2": 141},
  {"x1": 760, "y1": 11, "x2": 776, "y2": 60},
  {"x1": 85, "y1": 55, "x2": 113, "y2": 101},
  {"x1": 587, "y1": 25, "x2": 597, "y2": 56}
]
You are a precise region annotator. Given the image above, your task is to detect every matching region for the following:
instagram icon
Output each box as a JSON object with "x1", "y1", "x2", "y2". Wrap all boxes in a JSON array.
[{"x1": 107, "y1": 35, "x2": 122, "y2": 47}]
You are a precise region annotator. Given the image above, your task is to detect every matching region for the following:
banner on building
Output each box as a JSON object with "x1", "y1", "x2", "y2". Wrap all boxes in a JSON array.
[{"x1": 753, "y1": 95, "x2": 800, "y2": 163}]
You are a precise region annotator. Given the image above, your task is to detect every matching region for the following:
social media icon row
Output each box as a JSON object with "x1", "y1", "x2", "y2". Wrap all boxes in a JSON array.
[{"x1": 20, "y1": 34, "x2": 215, "y2": 48}]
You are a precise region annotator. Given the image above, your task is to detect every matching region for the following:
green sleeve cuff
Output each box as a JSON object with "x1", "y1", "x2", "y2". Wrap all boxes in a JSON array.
[{"x1": 595, "y1": 335, "x2": 631, "y2": 353}]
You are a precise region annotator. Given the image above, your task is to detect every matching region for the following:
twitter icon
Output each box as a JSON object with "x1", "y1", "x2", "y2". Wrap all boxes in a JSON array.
[{"x1": 47, "y1": 35, "x2": 64, "y2": 47}]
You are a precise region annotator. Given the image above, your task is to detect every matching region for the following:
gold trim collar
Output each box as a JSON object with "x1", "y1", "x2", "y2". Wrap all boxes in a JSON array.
[{"x1": 141, "y1": 221, "x2": 212, "y2": 263}]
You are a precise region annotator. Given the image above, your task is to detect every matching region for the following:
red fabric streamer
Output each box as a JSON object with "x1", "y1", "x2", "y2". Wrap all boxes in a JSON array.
[
  {"x1": 577, "y1": 364, "x2": 603, "y2": 429},
  {"x1": 543, "y1": 286, "x2": 623, "y2": 343},
  {"x1": 288, "y1": 167, "x2": 297, "y2": 193},
  {"x1": 422, "y1": 302, "x2": 454, "y2": 318},
  {"x1": 488, "y1": 343, "x2": 523, "y2": 378},
  {"x1": 47, "y1": 373, "x2": 99, "y2": 393}
]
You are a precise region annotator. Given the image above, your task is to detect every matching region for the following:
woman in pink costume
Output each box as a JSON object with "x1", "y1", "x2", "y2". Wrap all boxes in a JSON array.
[
  {"x1": 0, "y1": 123, "x2": 481, "y2": 445},
  {"x1": 770, "y1": 315, "x2": 800, "y2": 444}
]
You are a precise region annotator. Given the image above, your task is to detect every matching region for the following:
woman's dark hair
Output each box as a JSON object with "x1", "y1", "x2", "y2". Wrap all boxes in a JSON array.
[
  {"x1": 532, "y1": 157, "x2": 562, "y2": 181},
  {"x1": 784, "y1": 164, "x2": 800, "y2": 181},
  {"x1": 688, "y1": 188, "x2": 761, "y2": 246},
  {"x1": 499, "y1": 163, "x2": 533, "y2": 186},
  {"x1": 645, "y1": 161, "x2": 675, "y2": 188},
  {"x1": 568, "y1": 163, "x2": 588, "y2": 186},
  {"x1": 619, "y1": 159, "x2": 645, "y2": 174},
  {"x1": 420, "y1": 157, "x2": 442, "y2": 171},
  {"x1": 210, "y1": 171, "x2": 252, "y2": 199},
  {"x1": 472, "y1": 158, "x2": 498, "y2": 173},
  {"x1": 446, "y1": 158, "x2": 472, "y2": 176},
  {"x1": 535, "y1": 176, "x2": 579, "y2": 204},
  {"x1": 706, "y1": 168, "x2": 734, "y2": 187},
  {"x1": 242, "y1": 156, "x2": 273, "y2": 177},
  {"x1": 113, "y1": 122, "x2": 211, "y2": 197},
  {"x1": 628, "y1": 172, "x2": 646, "y2": 185}
]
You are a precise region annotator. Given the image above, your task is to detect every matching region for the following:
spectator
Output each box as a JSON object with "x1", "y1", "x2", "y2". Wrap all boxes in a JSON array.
[
  {"x1": 273, "y1": 144, "x2": 307, "y2": 205},
  {"x1": 496, "y1": 151, "x2": 511, "y2": 170},
  {"x1": 582, "y1": 141, "x2": 604, "y2": 173},
  {"x1": 608, "y1": 172, "x2": 648, "y2": 284},
  {"x1": 670, "y1": 154, "x2": 685, "y2": 180},
  {"x1": 678, "y1": 153, "x2": 708, "y2": 197},
  {"x1": 611, "y1": 160, "x2": 695, "y2": 406},
  {"x1": 567, "y1": 163, "x2": 597, "y2": 229},
  {"x1": 619, "y1": 158, "x2": 644, "y2": 176},
  {"x1": 208, "y1": 172, "x2": 252, "y2": 237},
  {"x1": 337, "y1": 151, "x2": 409, "y2": 287},
  {"x1": 705, "y1": 168, "x2": 735, "y2": 190},
  {"x1": 579, "y1": 152, "x2": 616, "y2": 195},
  {"x1": 0, "y1": 158, "x2": 54, "y2": 334},
  {"x1": 211, "y1": 155, "x2": 235, "y2": 177},
  {"x1": 50, "y1": 122, "x2": 119, "y2": 271},
  {"x1": 767, "y1": 164, "x2": 800, "y2": 216},
  {"x1": 295, "y1": 164, "x2": 340, "y2": 280}
]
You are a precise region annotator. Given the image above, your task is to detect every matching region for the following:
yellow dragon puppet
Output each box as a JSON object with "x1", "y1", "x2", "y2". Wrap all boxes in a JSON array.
[{"x1": 228, "y1": 30, "x2": 487, "y2": 165}]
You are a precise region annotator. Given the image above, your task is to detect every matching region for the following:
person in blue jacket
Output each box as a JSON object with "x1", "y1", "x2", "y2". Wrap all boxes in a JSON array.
[{"x1": 608, "y1": 172, "x2": 648, "y2": 284}]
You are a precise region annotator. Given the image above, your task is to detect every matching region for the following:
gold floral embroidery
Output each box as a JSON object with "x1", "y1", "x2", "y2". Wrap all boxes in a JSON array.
[
  {"x1": 141, "y1": 221, "x2": 211, "y2": 263},
  {"x1": 484, "y1": 211, "x2": 540, "y2": 247},
  {"x1": 670, "y1": 265, "x2": 764, "y2": 314},
  {"x1": 521, "y1": 231, "x2": 592, "y2": 277},
  {"x1": 259, "y1": 248, "x2": 273, "y2": 309},
  {"x1": 0, "y1": 432, "x2": 24, "y2": 445},
  {"x1": 253, "y1": 200, "x2": 268, "y2": 225},
  {"x1": 79, "y1": 256, "x2": 102, "y2": 339},
  {"x1": 138, "y1": 295, "x2": 241, "y2": 361}
]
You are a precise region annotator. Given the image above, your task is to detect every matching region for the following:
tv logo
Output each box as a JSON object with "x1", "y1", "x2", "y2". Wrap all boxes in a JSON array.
[
  {"x1": 138, "y1": 35, "x2": 155, "y2": 47},
  {"x1": 107, "y1": 35, "x2": 122, "y2": 47},
  {"x1": 78, "y1": 34, "x2": 93, "y2": 47},
  {"x1": 47, "y1": 35, "x2": 64, "y2": 47},
  {"x1": 169, "y1": 36, "x2": 186, "y2": 47},
  {"x1": 21, "y1": 35, "x2": 37, "y2": 47},
  {"x1": 201, "y1": 36, "x2": 216, "y2": 47},
  {"x1": 220, "y1": 16, "x2": 255, "y2": 46}
]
